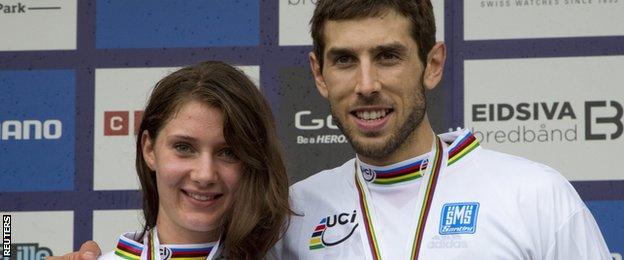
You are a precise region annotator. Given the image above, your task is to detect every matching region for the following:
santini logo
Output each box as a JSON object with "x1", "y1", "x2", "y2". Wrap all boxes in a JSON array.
[
  {"x1": 309, "y1": 211, "x2": 358, "y2": 250},
  {"x1": 0, "y1": 120, "x2": 62, "y2": 140},
  {"x1": 439, "y1": 202, "x2": 480, "y2": 235}
]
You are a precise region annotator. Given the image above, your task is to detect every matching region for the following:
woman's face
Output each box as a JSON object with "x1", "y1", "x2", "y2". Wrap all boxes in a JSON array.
[{"x1": 142, "y1": 100, "x2": 242, "y2": 243}]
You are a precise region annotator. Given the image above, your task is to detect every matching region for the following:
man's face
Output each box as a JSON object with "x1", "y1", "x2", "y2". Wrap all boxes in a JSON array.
[{"x1": 310, "y1": 10, "x2": 436, "y2": 164}]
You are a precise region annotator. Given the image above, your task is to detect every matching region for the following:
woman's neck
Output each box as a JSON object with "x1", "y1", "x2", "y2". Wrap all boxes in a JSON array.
[{"x1": 156, "y1": 215, "x2": 220, "y2": 244}]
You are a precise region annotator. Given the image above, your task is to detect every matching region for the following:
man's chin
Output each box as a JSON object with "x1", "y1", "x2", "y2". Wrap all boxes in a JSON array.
[{"x1": 348, "y1": 136, "x2": 393, "y2": 158}]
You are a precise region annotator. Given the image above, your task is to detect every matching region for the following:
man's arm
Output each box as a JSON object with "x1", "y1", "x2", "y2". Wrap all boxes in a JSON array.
[
  {"x1": 545, "y1": 206, "x2": 611, "y2": 260},
  {"x1": 46, "y1": 241, "x2": 101, "y2": 260}
]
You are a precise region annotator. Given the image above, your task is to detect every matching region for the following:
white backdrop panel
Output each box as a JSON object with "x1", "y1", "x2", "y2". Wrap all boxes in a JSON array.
[
  {"x1": 279, "y1": 0, "x2": 445, "y2": 46},
  {"x1": 465, "y1": 0, "x2": 624, "y2": 40},
  {"x1": 0, "y1": 0, "x2": 77, "y2": 51},
  {"x1": 465, "y1": 56, "x2": 624, "y2": 181},
  {"x1": 1, "y1": 211, "x2": 73, "y2": 258}
]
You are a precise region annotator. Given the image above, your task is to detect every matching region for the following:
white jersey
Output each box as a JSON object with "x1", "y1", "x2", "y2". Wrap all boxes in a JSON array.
[{"x1": 276, "y1": 129, "x2": 610, "y2": 260}]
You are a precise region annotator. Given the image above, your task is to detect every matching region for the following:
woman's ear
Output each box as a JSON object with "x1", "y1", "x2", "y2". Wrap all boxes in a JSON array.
[{"x1": 141, "y1": 130, "x2": 156, "y2": 171}]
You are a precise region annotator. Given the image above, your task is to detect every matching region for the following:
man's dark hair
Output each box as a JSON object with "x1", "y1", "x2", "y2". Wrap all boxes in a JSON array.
[{"x1": 310, "y1": 0, "x2": 436, "y2": 70}]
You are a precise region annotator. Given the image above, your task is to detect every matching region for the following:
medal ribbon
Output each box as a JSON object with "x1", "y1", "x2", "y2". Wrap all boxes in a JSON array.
[
  {"x1": 114, "y1": 227, "x2": 219, "y2": 260},
  {"x1": 355, "y1": 136, "x2": 444, "y2": 260},
  {"x1": 141, "y1": 228, "x2": 221, "y2": 260}
]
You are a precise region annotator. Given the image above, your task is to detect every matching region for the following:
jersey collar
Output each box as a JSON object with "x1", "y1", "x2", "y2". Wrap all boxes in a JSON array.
[
  {"x1": 356, "y1": 129, "x2": 480, "y2": 185},
  {"x1": 114, "y1": 229, "x2": 217, "y2": 260}
]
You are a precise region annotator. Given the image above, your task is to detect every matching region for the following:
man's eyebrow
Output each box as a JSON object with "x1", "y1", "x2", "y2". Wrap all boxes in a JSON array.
[
  {"x1": 325, "y1": 43, "x2": 409, "y2": 58},
  {"x1": 372, "y1": 43, "x2": 409, "y2": 54},
  {"x1": 325, "y1": 47, "x2": 356, "y2": 58}
]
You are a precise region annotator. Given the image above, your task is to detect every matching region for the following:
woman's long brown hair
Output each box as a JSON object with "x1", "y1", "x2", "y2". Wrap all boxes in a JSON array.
[{"x1": 135, "y1": 61, "x2": 291, "y2": 258}]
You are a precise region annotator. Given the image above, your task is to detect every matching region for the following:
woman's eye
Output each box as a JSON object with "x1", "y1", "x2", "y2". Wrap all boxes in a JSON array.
[
  {"x1": 174, "y1": 143, "x2": 193, "y2": 154},
  {"x1": 218, "y1": 148, "x2": 239, "y2": 161}
]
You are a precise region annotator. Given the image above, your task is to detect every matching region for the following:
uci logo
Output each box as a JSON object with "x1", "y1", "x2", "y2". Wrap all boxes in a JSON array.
[
  {"x1": 360, "y1": 166, "x2": 376, "y2": 182},
  {"x1": 159, "y1": 246, "x2": 172, "y2": 260},
  {"x1": 309, "y1": 210, "x2": 359, "y2": 250}
]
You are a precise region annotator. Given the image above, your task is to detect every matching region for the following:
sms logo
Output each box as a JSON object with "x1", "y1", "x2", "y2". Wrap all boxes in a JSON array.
[{"x1": 439, "y1": 202, "x2": 480, "y2": 235}]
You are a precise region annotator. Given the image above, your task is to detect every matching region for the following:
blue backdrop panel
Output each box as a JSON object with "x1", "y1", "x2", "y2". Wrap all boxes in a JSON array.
[
  {"x1": 0, "y1": 70, "x2": 75, "y2": 192},
  {"x1": 96, "y1": 0, "x2": 259, "y2": 49},
  {"x1": 587, "y1": 200, "x2": 624, "y2": 254}
]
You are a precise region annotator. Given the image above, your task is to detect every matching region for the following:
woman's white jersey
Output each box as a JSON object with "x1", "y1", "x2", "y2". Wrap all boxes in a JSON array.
[{"x1": 276, "y1": 130, "x2": 611, "y2": 259}]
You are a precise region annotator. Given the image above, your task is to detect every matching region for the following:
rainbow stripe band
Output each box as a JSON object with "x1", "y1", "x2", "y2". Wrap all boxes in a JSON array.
[
  {"x1": 114, "y1": 230, "x2": 214, "y2": 260},
  {"x1": 410, "y1": 138, "x2": 443, "y2": 259},
  {"x1": 371, "y1": 160, "x2": 428, "y2": 185},
  {"x1": 356, "y1": 176, "x2": 382, "y2": 260},
  {"x1": 169, "y1": 247, "x2": 214, "y2": 260},
  {"x1": 366, "y1": 132, "x2": 479, "y2": 186},
  {"x1": 355, "y1": 137, "x2": 444, "y2": 260},
  {"x1": 309, "y1": 219, "x2": 327, "y2": 250},
  {"x1": 148, "y1": 231, "x2": 155, "y2": 260},
  {"x1": 448, "y1": 133, "x2": 479, "y2": 166},
  {"x1": 115, "y1": 238, "x2": 142, "y2": 260}
]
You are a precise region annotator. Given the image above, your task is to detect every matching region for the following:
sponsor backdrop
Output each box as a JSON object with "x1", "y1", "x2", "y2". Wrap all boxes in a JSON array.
[{"x1": 0, "y1": 0, "x2": 622, "y2": 258}]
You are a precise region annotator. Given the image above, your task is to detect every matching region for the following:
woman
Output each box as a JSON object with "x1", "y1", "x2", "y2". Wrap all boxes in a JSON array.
[{"x1": 100, "y1": 61, "x2": 291, "y2": 259}]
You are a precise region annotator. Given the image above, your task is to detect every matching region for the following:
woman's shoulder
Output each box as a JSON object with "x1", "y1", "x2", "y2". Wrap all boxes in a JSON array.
[
  {"x1": 98, "y1": 231, "x2": 144, "y2": 260},
  {"x1": 98, "y1": 251, "x2": 123, "y2": 260}
]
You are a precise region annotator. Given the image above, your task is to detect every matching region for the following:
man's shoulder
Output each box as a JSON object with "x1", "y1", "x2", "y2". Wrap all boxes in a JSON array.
[
  {"x1": 287, "y1": 158, "x2": 357, "y2": 220},
  {"x1": 465, "y1": 147, "x2": 557, "y2": 176},
  {"x1": 290, "y1": 158, "x2": 355, "y2": 193},
  {"x1": 442, "y1": 129, "x2": 566, "y2": 183},
  {"x1": 467, "y1": 147, "x2": 581, "y2": 201},
  {"x1": 481, "y1": 148, "x2": 561, "y2": 175}
]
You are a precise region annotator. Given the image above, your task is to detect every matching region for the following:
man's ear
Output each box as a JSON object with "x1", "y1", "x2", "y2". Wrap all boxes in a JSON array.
[
  {"x1": 141, "y1": 130, "x2": 156, "y2": 171},
  {"x1": 423, "y1": 42, "x2": 446, "y2": 90},
  {"x1": 309, "y1": 52, "x2": 329, "y2": 98}
]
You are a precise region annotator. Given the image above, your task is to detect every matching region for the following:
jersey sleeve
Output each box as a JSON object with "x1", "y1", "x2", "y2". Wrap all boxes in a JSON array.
[
  {"x1": 271, "y1": 185, "x2": 306, "y2": 259},
  {"x1": 544, "y1": 206, "x2": 611, "y2": 260},
  {"x1": 97, "y1": 251, "x2": 120, "y2": 260}
]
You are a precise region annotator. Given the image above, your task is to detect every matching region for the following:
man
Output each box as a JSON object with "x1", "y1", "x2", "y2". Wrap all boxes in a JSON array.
[
  {"x1": 275, "y1": 0, "x2": 611, "y2": 259},
  {"x1": 57, "y1": 0, "x2": 610, "y2": 259}
]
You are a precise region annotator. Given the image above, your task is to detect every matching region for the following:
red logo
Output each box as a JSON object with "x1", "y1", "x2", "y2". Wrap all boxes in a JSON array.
[
  {"x1": 103, "y1": 110, "x2": 144, "y2": 136},
  {"x1": 104, "y1": 111, "x2": 128, "y2": 136}
]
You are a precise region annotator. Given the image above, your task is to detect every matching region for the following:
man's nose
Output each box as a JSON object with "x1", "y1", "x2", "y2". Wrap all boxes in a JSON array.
[{"x1": 355, "y1": 60, "x2": 381, "y2": 97}]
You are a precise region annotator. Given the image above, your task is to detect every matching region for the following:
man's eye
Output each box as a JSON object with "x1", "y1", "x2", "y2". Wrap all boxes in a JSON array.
[
  {"x1": 174, "y1": 143, "x2": 194, "y2": 154},
  {"x1": 335, "y1": 55, "x2": 355, "y2": 65},
  {"x1": 378, "y1": 52, "x2": 400, "y2": 64}
]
